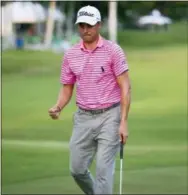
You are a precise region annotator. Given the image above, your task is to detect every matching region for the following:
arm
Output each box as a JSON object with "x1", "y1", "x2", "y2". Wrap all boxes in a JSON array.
[
  {"x1": 56, "y1": 52, "x2": 76, "y2": 111},
  {"x1": 49, "y1": 52, "x2": 76, "y2": 119},
  {"x1": 55, "y1": 84, "x2": 74, "y2": 111},
  {"x1": 116, "y1": 71, "x2": 131, "y2": 123},
  {"x1": 48, "y1": 84, "x2": 74, "y2": 119},
  {"x1": 111, "y1": 44, "x2": 131, "y2": 143},
  {"x1": 116, "y1": 71, "x2": 131, "y2": 143}
]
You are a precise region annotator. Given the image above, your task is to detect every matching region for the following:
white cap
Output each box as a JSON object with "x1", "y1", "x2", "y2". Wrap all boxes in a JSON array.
[{"x1": 75, "y1": 5, "x2": 101, "y2": 26}]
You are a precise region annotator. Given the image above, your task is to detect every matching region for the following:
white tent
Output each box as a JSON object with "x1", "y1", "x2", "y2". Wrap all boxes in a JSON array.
[
  {"x1": 9, "y1": 2, "x2": 46, "y2": 23},
  {"x1": 1, "y1": 5, "x2": 13, "y2": 36},
  {"x1": 34, "y1": 3, "x2": 46, "y2": 22},
  {"x1": 1, "y1": 6, "x2": 5, "y2": 36},
  {"x1": 137, "y1": 9, "x2": 172, "y2": 27},
  {"x1": 138, "y1": 15, "x2": 172, "y2": 26},
  {"x1": 1, "y1": 1, "x2": 47, "y2": 36}
]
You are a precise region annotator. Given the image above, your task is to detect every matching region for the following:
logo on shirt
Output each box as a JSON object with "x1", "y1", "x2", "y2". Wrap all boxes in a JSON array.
[
  {"x1": 122, "y1": 60, "x2": 125, "y2": 65},
  {"x1": 78, "y1": 11, "x2": 94, "y2": 17}
]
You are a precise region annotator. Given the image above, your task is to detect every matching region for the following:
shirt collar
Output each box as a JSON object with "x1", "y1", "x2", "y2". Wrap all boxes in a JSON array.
[{"x1": 80, "y1": 35, "x2": 104, "y2": 51}]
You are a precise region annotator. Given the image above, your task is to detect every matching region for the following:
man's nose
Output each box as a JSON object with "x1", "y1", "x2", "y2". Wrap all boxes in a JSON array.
[{"x1": 83, "y1": 26, "x2": 89, "y2": 33}]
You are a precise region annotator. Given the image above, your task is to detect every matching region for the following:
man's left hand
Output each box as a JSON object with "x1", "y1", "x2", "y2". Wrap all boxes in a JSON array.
[{"x1": 119, "y1": 121, "x2": 129, "y2": 144}]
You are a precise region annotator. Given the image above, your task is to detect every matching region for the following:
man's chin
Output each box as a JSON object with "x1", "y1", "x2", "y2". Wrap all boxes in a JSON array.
[{"x1": 82, "y1": 37, "x2": 93, "y2": 43}]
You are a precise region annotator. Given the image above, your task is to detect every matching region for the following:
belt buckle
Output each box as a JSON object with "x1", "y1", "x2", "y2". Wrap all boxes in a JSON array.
[
  {"x1": 97, "y1": 109, "x2": 101, "y2": 114},
  {"x1": 93, "y1": 109, "x2": 103, "y2": 115}
]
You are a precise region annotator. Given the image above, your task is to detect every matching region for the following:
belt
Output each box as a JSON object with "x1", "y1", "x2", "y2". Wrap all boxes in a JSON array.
[{"x1": 79, "y1": 102, "x2": 120, "y2": 115}]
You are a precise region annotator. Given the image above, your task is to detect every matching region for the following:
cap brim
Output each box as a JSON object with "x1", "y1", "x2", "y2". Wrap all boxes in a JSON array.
[{"x1": 75, "y1": 16, "x2": 98, "y2": 26}]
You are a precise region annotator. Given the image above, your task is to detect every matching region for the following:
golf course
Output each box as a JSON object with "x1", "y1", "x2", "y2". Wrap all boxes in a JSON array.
[{"x1": 2, "y1": 22, "x2": 187, "y2": 194}]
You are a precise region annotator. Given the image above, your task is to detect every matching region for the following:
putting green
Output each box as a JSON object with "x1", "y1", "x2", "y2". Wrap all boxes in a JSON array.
[{"x1": 2, "y1": 43, "x2": 187, "y2": 193}]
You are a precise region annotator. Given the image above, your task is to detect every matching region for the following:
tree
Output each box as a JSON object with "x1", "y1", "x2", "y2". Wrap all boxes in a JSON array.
[
  {"x1": 108, "y1": 1, "x2": 117, "y2": 42},
  {"x1": 44, "y1": 1, "x2": 56, "y2": 48}
]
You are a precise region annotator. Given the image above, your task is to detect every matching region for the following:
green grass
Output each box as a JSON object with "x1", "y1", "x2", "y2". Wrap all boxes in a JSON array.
[
  {"x1": 2, "y1": 27, "x2": 188, "y2": 194},
  {"x1": 2, "y1": 145, "x2": 187, "y2": 194},
  {"x1": 118, "y1": 22, "x2": 187, "y2": 48}
]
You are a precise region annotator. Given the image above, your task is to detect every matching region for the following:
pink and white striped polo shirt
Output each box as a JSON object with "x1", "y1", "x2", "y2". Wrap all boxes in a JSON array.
[{"x1": 60, "y1": 36, "x2": 129, "y2": 110}]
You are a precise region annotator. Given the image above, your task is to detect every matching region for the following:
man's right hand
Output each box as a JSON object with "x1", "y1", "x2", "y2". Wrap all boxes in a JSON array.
[{"x1": 48, "y1": 105, "x2": 61, "y2": 120}]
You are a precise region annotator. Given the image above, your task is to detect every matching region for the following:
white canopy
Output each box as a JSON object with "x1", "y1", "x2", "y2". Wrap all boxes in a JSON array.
[
  {"x1": 137, "y1": 10, "x2": 172, "y2": 26},
  {"x1": 138, "y1": 15, "x2": 172, "y2": 26},
  {"x1": 1, "y1": 2, "x2": 65, "y2": 36},
  {"x1": 1, "y1": 5, "x2": 13, "y2": 36},
  {"x1": 34, "y1": 3, "x2": 46, "y2": 22},
  {"x1": 2, "y1": 2, "x2": 46, "y2": 23}
]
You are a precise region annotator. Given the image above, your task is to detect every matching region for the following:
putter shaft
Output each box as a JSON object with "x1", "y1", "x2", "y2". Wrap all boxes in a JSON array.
[
  {"x1": 119, "y1": 142, "x2": 124, "y2": 194},
  {"x1": 119, "y1": 159, "x2": 123, "y2": 194}
]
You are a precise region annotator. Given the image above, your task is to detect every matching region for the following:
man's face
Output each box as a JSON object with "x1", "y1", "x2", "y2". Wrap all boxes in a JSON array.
[{"x1": 78, "y1": 22, "x2": 101, "y2": 43}]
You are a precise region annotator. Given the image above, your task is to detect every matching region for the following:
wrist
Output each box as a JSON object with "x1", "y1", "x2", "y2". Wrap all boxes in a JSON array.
[
  {"x1": 120, "y1": 119, "x2": 127, "y2": 124},
  {"x1": 55, "y1": 104, "x2": 62, "y2": 112}
]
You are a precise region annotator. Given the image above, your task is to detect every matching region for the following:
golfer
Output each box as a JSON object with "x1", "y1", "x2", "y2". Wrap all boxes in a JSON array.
[{"x1": 48, "y1": 5, "x2": 131, "y2": 194}]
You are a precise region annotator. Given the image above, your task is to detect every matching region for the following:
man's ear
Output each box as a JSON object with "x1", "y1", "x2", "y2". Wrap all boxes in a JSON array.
[{"x1": 97, "y1": 22, "x2": 102, "y2": 29}]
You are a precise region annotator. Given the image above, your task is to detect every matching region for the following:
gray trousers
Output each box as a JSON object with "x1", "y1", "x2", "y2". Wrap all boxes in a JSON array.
[{"x1": 69, "y1": 105, "x2": 121, "y2": 194}]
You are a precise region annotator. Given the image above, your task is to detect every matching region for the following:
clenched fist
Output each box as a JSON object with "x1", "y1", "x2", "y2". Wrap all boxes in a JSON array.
[{"x1": 48, "y1": 105, "x2": 61, "y2": 120}]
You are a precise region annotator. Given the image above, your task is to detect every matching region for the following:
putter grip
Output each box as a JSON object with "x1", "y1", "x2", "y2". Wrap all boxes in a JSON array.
[{"x1": 120, "y1": 142, "x2": 124, "y2": 159}]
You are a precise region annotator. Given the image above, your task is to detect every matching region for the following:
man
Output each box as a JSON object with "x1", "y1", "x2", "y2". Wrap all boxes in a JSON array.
[{"x1": 48, "y1": 5, "x2": 131, "y2": 194}]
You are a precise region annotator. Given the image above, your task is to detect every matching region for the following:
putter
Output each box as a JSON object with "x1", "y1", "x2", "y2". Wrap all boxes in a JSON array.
[{"x1": 119, "y1": 141, "x2": 124, "y2": 195}]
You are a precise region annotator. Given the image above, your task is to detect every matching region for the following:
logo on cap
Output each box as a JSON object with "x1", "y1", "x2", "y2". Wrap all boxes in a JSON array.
[{"x1": 78, "y1": 11, "x2": 94, "y2": 17}]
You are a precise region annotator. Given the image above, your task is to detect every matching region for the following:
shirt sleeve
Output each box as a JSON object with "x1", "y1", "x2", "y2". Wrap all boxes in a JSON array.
[
  {"x1": 112, "y1": 44, "x2": 129, "y2": 77},
  {"x1": 60, "y1": 53, "x2": 76, "y2": 84}
]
